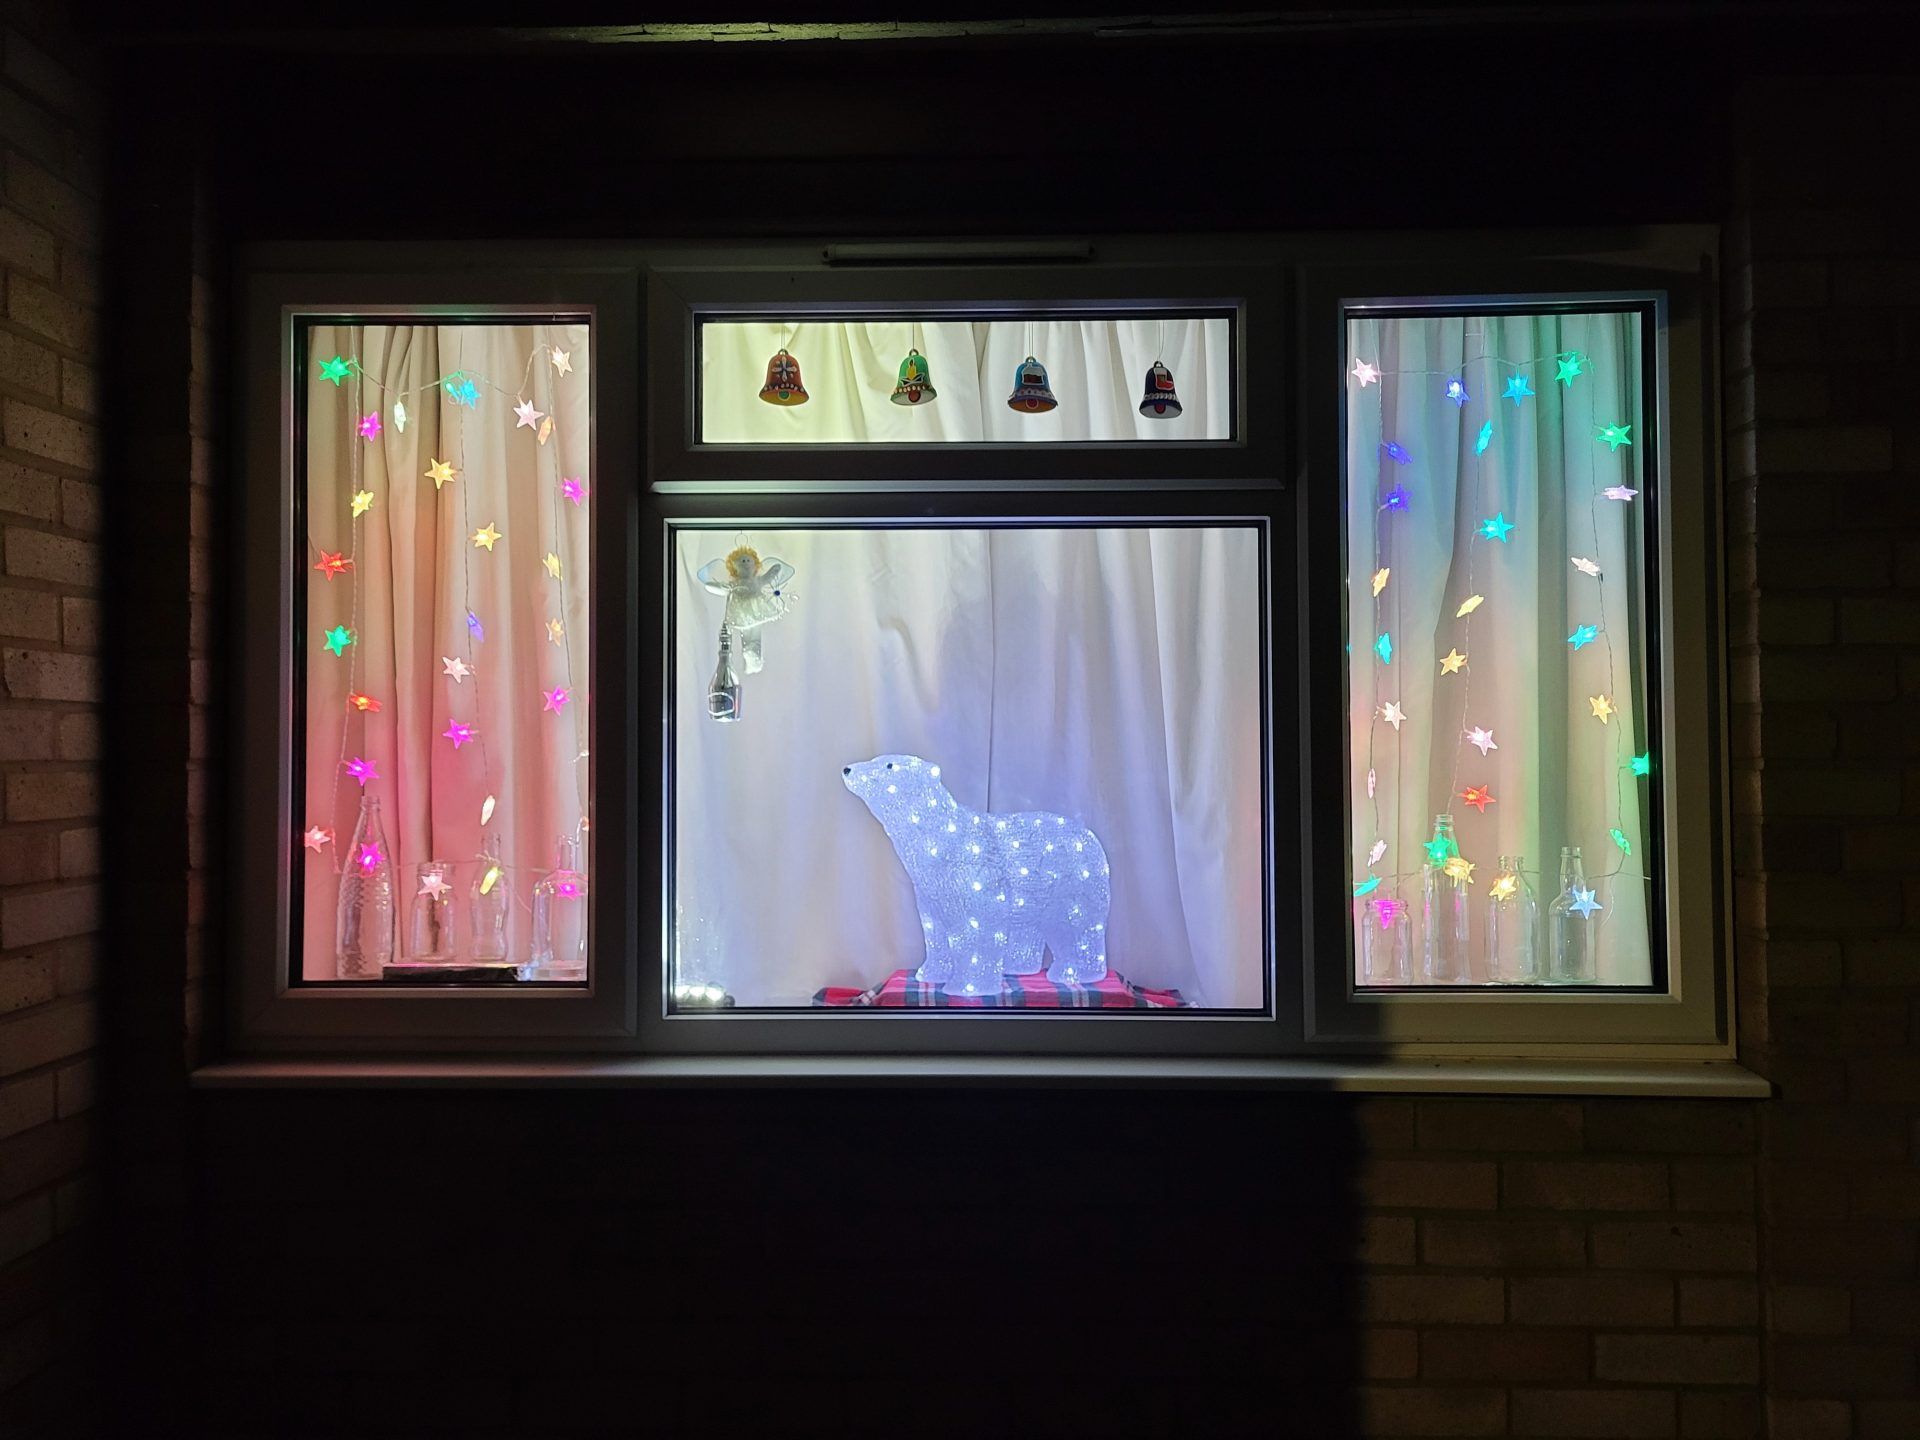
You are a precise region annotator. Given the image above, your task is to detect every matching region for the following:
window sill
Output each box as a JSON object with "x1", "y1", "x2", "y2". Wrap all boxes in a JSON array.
[{"x1": 191, "y1": 1054, "x2": 1768, "y2": 1097}]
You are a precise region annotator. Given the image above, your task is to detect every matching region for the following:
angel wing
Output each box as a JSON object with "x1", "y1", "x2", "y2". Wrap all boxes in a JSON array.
[
  {"x1": 696, "y1": 557, "x2": 733, "y2": 595},
  {"x1": 759, "y1": 559, "x2": 794, "y2": 591}
]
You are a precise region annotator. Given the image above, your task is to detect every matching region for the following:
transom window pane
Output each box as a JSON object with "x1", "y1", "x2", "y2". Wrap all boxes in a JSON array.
[
  {"x1": 670, "y1": 523, "x2": 1268, "y2": 1011},
  {"x1": 699, "y1": 316, "x2": 1231, "y2": 442},
  {"x1": 297, "y1": 319, "x2": 593, "y2": 984},
  {"x1": 1344, "y1": 304, "x2": 1657, "y2": 990}
]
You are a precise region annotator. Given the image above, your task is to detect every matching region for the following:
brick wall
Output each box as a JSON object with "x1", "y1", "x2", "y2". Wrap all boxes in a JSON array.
[
  {"x1": 1725, "y1": 78, "x2": 1920, "y2": 1440},
  {"x1": 0, "y1": 5, "x2": 100, "y2": 1430}
]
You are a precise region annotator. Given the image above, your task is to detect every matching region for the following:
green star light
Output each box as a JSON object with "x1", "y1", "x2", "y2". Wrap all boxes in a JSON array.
[
  {"x1": 323, "y1": 625, "x2": 353, "y2": 657},
  {"x1": 1555, "y1": 352, "x2": 1583, "y2": 387},
  {"x1": 1599, "y1": 423, "x2": 1633, "y2": 451},
  {"x1": 318, "y1": 355, "x2": 352, "y2": 387}
]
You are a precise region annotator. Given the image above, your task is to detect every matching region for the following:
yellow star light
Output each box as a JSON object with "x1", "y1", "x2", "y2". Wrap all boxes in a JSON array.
[
  {"x1": 350, "y1": 490, "x2": 374, "y2": 517},
  {"x1": 1439, "y1": 649, "x2": 1467, "y2": 675},
  {"x1": 546, "y1": 617, "x2": 566, "y2": 645},
  {"x1": 1589, "y1": 693, "x2": 1615, "y2": 724},
  {"x1": 1489, "y1": 872, "x2": 1519, "y2": 901},
  {"x1": 543, "y1": 552, "x2": 563, "y2": 579},
  {"x1": 1443, "y1": 855, "x2": 1475, "y2": 883},
  {"x1": 1371, "y1": 567, "x2": 1390, "y2": 597},
  {"x1": 471, "y1": 523, "x2": 502, "y2": 551},
  {"x1": 1456, "y1": 594, "x2": 1484, "y2": 618},
  {"x1": 426, "y1": 458, "x2": 456, "y2": 488}
]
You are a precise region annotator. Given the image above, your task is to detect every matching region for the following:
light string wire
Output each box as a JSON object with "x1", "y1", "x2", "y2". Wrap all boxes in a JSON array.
[
  {"x1": 311, "y1": 329, "x2": 586, "y2": 927},
  {"x1": 1356, "y1": 324, "x2": 1649, "y2": 938}
]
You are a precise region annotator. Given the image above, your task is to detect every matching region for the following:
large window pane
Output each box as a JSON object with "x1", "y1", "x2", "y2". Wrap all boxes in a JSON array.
[
  {"x1": 700, "y1": 317, "x2": 1231, "y2": 442},
  {"x1": 297, "y1": 319, "x2": 592, "y2": 983},
  {"x1": 670, "y1": 523, "x2": 1268, "y2": 1010},
  {"x1": 1345, "y1": 305, "x2": 1657, "y2": 989}
]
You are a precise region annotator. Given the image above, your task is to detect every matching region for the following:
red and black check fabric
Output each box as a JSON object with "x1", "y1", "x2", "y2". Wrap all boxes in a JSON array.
[{"x1": 813, "y1": 967, "x2": 1189, "y2": 1009}]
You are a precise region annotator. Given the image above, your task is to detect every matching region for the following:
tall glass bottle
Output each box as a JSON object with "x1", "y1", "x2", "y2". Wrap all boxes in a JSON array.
[
  {"x1": 1360, "y1": 896, "x2": 1412, "y2": 986},
  {"x1": 1485, "y1": 854, "x2": 1539, "y2": 984},
  {"x1": 1546, "y1": 846, "x2": 1597, "y2": 984},
  {"x1": 526, "y1": 834, "x2": 588, "y2": 982},
  {"x1": 1421, "y1": 812, "x2": 1471, "y2": 983},
  {"x1": 335, "y1": 795, "x2": 394, "y2": 978},
  {"x1": 707, "y1": 624, "x2": 742, "y2": 722},
  {"x1": 469, "y1": 830, "x2": 509, "y2": 962}
]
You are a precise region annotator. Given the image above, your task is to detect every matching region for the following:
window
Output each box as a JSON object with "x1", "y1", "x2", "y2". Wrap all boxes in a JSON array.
[
  {"x1": 668, "y1": 521, "x2": 1269, "y2": 1012},
  {"x1": 1343, "y1": 303, "x2": 1659, "y2": 991},
  {"x1": 233, "y1": 235, "x2": 1729, "y2": 1063},
  {"x1": 698, "y1": 316, "x2": 1232, "y2": 443}
]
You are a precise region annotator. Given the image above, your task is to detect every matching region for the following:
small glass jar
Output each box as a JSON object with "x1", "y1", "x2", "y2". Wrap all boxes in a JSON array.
[{"x1": 409, "y1": 860, "x2": 457, "y2": 962}]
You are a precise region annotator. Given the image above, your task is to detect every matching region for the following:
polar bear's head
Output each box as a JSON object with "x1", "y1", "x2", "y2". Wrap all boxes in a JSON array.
[{"x1": 842, "y1": 755, "x2": 950, "y2": 825}]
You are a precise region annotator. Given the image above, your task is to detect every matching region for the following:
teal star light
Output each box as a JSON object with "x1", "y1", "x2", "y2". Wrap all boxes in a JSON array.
[
  {"x1": 1374, "y1": 632, "x2": 1393, "y2": 665},
  {"x1": 1629, "y1": 751, "x2": 1653, "y2": 777},
  {"x1": 1568, "y1": 623, "x2": 1599, "y2": 650},
  {"x1": 1503, "y1": 374, "x2": 1535, "y2": 406},
  {"x1": 1479, "y1": 512, "x2": 1514, "y2": 542},
  {"x1": 1353, "y1": 874, "x2": 1382, "y2": 899},
  {"x1": 1475, "y1": 420, "x2": 1493, "y2": 455},
  {"x1": 322, "y1": 625, "x2": 353, "y2": 657}
]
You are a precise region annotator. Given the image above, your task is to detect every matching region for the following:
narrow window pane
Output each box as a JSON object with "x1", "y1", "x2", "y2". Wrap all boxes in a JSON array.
[
  {"x1": 700, "y1": 317, "x2": 1231, "y2": 442},
  {"x1": 671, "y1": 525, "x2": 1267, "y2": 1010},
  {"x1": 1345, "y1": 306, "x2": 1656, "y2": 989},
  {"x1": 297, "y1": 320, "x2": 592, "y2": 984}
]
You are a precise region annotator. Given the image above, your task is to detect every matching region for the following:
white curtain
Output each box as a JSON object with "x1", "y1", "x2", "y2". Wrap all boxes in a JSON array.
[
  {"x1": 701, "y1": 318, "x2": 1230, "y2": 442},
  {"x1": 302, "y1": 323, "x2": 592, "y2": 977},
  {"x1": 673, "y1": 527, "x2": 1266, "y2": 1007},
  {"x1": 1346, "y1": 311, "x2": 1653, "y2": 984}
]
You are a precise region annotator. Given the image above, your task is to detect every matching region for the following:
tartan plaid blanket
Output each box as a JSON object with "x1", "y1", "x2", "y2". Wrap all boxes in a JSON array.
[{"x1": 814, "y1": 967, "x2": 1189, "y2": 1009}]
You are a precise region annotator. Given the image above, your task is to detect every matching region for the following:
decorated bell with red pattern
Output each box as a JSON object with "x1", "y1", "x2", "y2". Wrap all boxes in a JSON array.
[
  {"x1": 1007, "y1": 355, "x2": 1057, "y2": 414},
  {"x1": 890, "y1": 348, "x2": 936, "y2": 406},
  {"x1": 758, "y1": 348, "x2": 809, "y2": 406},
  {"x1": 1138, "y1": 360, "x2": 1182, "y2": 419}
]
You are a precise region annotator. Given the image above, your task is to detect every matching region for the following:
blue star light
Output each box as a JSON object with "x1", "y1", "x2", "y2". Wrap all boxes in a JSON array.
[
  {"x1": 1381, "y1": 441, "x2": 1412, "y2": 465},
  {"x1": 1383, "y1": 484, "x2": 1410, "y2": 511},
  {"x1": 1479, "y1": 512, "x2": 1514, "y2": 542},
  {"x1": 1475, "y1": 420, "x2": 1493, "y2": 455},
  {"x1": 1503, "y1": 374, "x2": 1535, "y2": 406},
  {"x1": 1568, "y1": 623, "x2": 1599, "y2": 650},
  {"x1": 1445, "y1": 378, "x2": 1469, "y2": 407},
  {"x1": 1374, "y1": 632, "x2": 1393, "y2": 665},
  {"x1": 1568, "y1": 885, "x2": 1603, "y2": 918}
]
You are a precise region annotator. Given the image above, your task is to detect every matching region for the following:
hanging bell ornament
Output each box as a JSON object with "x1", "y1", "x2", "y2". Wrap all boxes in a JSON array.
[
  {"x1": 1007, "y1": 355, "x2": 1057, "y2": 414},
  {"x1": 889, "y1": 348, "x2": 937, "y2": 406},
  {"x1": 1138, "y1": 360, "x2": 1183, "y2": 419},
  {"x1": 758, "y1": 348, "x2": 809, "y2": 406}
]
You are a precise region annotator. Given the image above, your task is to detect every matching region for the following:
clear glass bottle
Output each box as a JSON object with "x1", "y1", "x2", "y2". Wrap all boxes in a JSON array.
[
  {"x1": 468, "y1": 830, "x2": 509, "y2": 962},
  {"x1": 1421, "y1": 812, "x2": 1471, "y2": 983},
  {"x1": 335, "y1": 795, "x2": 394, "y2": 978},
  {"x1": 409, "y1": 860, "x2": 457, "y2": 962},
  {"x1": 1485, "y1": 854, "x2": 1539, "y2": 984},
  {"x1": 526, "y1": 834, "x2": 588, "y2": 982},
  {"x1": 707, "y1": 624, "x2": 742, "y2": 722},
  {"x1": 1360, "y1": 895, "x2": 1412, "y2": 986},
  {"x1": 1546, "y1": 846, "x2": 1598, "y2": 984}
]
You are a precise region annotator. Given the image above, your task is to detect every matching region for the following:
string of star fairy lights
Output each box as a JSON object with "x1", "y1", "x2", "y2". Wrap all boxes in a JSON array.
[
  {"x1": 303, "y1": 325, "x2": 588, "y2": 924},
  {"x1": 1350, "y1": 314, "x2": 1653, "y2": 975}
]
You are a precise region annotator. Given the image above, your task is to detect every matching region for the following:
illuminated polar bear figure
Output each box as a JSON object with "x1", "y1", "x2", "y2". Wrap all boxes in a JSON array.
[{"x1": 842, "y1": 754, "x2": 1111, "y2": 998}]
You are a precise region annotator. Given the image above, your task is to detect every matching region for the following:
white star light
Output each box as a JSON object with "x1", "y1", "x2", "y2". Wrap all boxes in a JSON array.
[
  {"x1": 1381, "y1": 701, "x2": 1407, "y2": 731},
  {"x1": 1367, "y1": 839, "x2": 1387, "y2": 866},
  {"x1": 1466, "y1": 726, "x2": 1498, "y2": 756},
  {"x1": 514, "y1": 398, "x2": 545, "y2": 429},
  {"x1": 1352, "y1": 359, "x2": 1380, "y2": 387},
  {"x1": 442, "y1": 656, "x2": 471, "y2": 682},
  {"x1": 418, "y1": 871, "x2": 452, "y2": 899}
]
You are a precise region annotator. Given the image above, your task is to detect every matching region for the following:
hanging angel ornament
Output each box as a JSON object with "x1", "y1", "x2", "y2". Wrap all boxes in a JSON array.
[{"x1": 699, "y1": 537, "x2": 796, "y2": 722}]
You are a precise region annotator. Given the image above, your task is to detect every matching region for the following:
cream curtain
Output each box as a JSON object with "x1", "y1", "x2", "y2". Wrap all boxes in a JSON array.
[
  {"x1": 302, "y1": 323, "x2": 592, "y2": 977},
  {"x1": 701, "y1": 318, "x2": 1230, "y2": 442},
  {"x1": 1346, "y1": 311, "x2": 1653, "y2": 984},
  {"x1": 673, "y1": 526, "x2": 1267, "y2": 1008}
]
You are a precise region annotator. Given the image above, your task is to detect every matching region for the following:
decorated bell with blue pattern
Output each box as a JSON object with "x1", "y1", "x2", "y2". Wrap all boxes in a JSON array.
[
  {"x1": 1007, "y1": 355, "x2": 1057, "y2": 414},
  {"x1": 890, "y1": 348, "x2": 936, "y2": 406},
  {"x1": 1138, "y1": 360, "x2": 1182, "y2": 419},
  {"x1": 758, "y1": 348, "x2": 808, "y2": 406}
]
